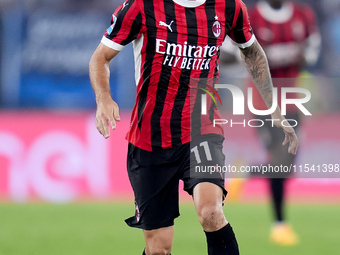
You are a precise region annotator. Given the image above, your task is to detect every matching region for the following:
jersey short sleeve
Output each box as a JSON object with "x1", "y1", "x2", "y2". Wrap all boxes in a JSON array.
[
  {"x1": 228, "y1": 0, "x2": 255, "y2": 49},
  {"x1": 101, "y1": 0, "x2": 143, "y2": 51}
]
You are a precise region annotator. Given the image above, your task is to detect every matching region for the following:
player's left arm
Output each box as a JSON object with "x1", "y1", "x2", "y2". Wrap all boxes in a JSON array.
[{"x1": 239, "y1": 40, "x2": 298, "y2": 155}]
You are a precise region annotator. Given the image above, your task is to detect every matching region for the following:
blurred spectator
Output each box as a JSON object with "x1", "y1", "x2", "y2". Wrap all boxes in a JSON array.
[
  {"x1": 322, "y1": 0, "x2": 340, "y2": 77},
  {"x1": 223, "y1": 0, "x2": 321, "y2": 247},
  {"x1": 249, "y1": 0, "x2": 320, "y2": 247}
]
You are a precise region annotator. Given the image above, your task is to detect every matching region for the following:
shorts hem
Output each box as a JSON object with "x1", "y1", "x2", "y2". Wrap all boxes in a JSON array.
[
  {"x1": 125, "y1": 216, "x2": 177, "y2": 230},
  {"x1": 184, "y1": 179, "x2": 227, "y2": 198}
]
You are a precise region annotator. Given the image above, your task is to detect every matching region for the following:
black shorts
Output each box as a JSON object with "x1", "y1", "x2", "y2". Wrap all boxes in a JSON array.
[{"x1": 125, "y1": 134, "x2": 227, "y2": 230}]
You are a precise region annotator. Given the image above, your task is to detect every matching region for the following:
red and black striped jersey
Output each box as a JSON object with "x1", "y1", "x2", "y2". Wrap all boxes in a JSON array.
[
  {"x1": 248, "y1": 1, "x2": 319, "y2": 112},
  {"x1": 102, "y1": 0, "x2": 254, "y2": 151}
]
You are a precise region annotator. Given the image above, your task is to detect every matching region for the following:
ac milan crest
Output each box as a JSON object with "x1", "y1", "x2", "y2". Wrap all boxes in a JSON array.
[{"x1": 212, "y1": 20, "x2": 221, "y2": 38}]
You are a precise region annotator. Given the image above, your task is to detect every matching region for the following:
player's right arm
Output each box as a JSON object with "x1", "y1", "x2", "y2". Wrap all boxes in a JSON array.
[{"x1": 89, "y1": 43, "x2": 120, "y2": 139}]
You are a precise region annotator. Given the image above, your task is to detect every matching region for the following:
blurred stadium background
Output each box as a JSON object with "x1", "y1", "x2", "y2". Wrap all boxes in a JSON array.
[{"x1": 0, "y1": 0, "x2": 339, "y2": 254}]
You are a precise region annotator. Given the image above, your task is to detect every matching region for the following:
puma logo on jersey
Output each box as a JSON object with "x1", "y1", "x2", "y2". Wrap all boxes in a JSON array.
[{"x1": 159, "y1": 20, "x2": 174, "y2": 32}]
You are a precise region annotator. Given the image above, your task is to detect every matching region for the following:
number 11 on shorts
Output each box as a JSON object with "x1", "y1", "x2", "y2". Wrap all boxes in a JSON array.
[{"x1": 191, "y1": 141, "x2": 212, "y2": 164}]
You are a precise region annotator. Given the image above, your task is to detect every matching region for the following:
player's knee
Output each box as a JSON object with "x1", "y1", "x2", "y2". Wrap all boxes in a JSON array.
[
  {"x1": 197, "y1": 204, "x2": 225, "y2": 231},
  {"x1": 146, "y1": 244, "x2": 172, "y2": 255}
]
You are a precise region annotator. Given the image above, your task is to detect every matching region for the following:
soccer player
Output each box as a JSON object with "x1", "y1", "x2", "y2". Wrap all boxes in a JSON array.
[
  {"x1": 248, "y1": 0, "x2": 320, "y2": 246},
  {"x1": 89, "y1": 0, "x2": 298, "y2": 254}
]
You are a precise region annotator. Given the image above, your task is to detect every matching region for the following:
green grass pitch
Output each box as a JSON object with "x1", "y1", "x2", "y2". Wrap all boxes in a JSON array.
[{"x1": 0, "y1": 202, "x2": 339, "y2": 255}]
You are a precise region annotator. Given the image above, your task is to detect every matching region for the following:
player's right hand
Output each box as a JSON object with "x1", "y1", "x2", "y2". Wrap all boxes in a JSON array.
[{"x1": 95, "y1": 96, "x2": 120, "y2": 139}]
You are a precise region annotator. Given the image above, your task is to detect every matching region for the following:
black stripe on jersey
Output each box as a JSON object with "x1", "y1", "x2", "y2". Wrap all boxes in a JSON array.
[
  {"x1": 185, "y1": 7, "x2": 202, "y2": 139},
  {"x1": 120, "y1": 13, "x2": 143, "y2": 45},
  {"x1": 110, "y1": 0, "x2": 136, "y2": 39},
  {"x1": 205, "y1": 1, "x2": 217, "y2": 47},
  {"x1": 234, "y1": 8, "x2": 247, "y2": 43},
  {"x1": 191, "y1": 1, "x2": 218, "y2": 136},
  {"x1": 225, "y1": 0, "x2": 236, "y2": 32},
  {"x1": 150, "y1": 0, "x2": 177, "y2": 148},
  {"x1": 205, "y1": 1, "x2": 218, "y2": 123},
  {"x1": 137, "y1": 0, "x2": 156, "y2": 130},
  {"x1": 170, "y1": 7, "x2": 195, "y2": 147}
]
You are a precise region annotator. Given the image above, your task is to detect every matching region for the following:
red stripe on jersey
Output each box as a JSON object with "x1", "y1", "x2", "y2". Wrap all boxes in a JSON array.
[
  {"x1": 174, "y1": 5, "x2": 190, "y2": 147},
  {"x1": 126, "y1": 0, "x2": 156, "y2": 151},
  {"x1": 232, "y1": 0, "x2": 241, "y2": 29},
  {"x1": 181, "y1": 88, "x2": 191, "y2": 145},
  {"x1": 125, "y1": 0, "x2": 151, "y2": 150},
  {"x1": 189, "y1": 5, "x2": 208, "y2": 140},
  {"x1": 140, "y1": 2, "x2": 167, "y2": 150},
  {"x1": 205, "y1": 6, "x2": 216, "y2": 79},
  {"x1": 215, "y1": 0, "x2": 226, "y2": 48},
  {"x1": 159, "y1": 1, "x2": 178, "y2": 149},
  {"x1": 197, "y1": 3, "x2": 224, "y2": 138},
  {"x1": 228, "y1": 0, "x2": 253, "y2": 44},
  {"x1": 195, "y1": 5, "x2": 209, "y2": 76},
  {"x1": 228, "y1": 0, "x2": 241, "y2": 41},
  {"x1": 240, "y1": 1, "x2": 253, "y2": 42}
]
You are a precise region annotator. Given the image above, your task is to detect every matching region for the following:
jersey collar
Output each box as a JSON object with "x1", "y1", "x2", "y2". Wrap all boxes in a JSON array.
[
  {"x1": 257, "y1": 1, "x2": 294, "y2": 24},
  {"x1": 172, "y1": 0, "x2": 206, "y2": 8}
]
